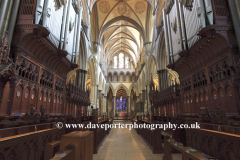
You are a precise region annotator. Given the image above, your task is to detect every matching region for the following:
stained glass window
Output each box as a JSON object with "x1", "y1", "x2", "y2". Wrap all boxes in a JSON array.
[
  {"x1": 120, "y1": 96, "x2": 123, "y2": 110},
  {"x1": 114, "y1": 56, "x2": 118, "y2": 68},
  {"x1": 119, "y1": 53, "x2": 124, "y2": 68},
  {"x1": 116, "y1": 96, "x2": 128, "y2": 111},
  {"x1": 117, "y1": 99, "x2": 119, "y2": 110},
  {"x1": 125, "y1": 56, "x2": 129, "y2": 68}
]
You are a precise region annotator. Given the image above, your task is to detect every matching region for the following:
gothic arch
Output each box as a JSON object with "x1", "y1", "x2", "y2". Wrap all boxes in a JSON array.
[
  {"x1": 113, "y1": 84, "x2": 129, "y2": 97},
  {"x1": 105, "y1": 83, "x2": 114, "y2": 96},
  {"x1": 129, "y1": 83, "x2": 139, "y2": 96}
]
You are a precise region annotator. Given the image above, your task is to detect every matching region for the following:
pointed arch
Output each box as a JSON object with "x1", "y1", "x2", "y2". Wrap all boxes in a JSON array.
[
  {"x1": 129, "y1": 83, "x2": 139, "y2": 96},
  {"x1": 113, "y1": 84, "x2": 129, "y2": 97},
  {"x1": 105, "y1": 83, "x2": 114, "y2": 96}
]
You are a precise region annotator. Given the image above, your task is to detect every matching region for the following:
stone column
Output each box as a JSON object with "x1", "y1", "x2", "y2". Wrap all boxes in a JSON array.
[
  {"x1": 82, "y1": 70, "x2": 87, "y2": 90},
  {"x1": 128, "y1": 96, "x2": 130, "y2": 114},
  {"x1": 157, "y1": 70, "x2": 161, "y2": 90},
  {"x1": 76, "y1": 69, "x2": 81, "y2": 87},
  {"x1": 113, "y1": 96, "x2": 116, "y2": 117},
  {"x1": 146, "y1": 85, "x2": 149, "y2": 113},
  {"x1": 124, "y1": 54, "x2": 125, "y2": 68},
  {"x1": 101, "y1": 93, "x2": 104, "y2": 115},
  {"x1": 142, "y1": 90, "x2": 145, "y2": 103},
  {"x1": 166, "y1": 69, "x2": 169, "y2": 87},
  {"x1": 98, "y1": 89, "x2": 101, "y2": 114},
  {"x1": 91, "y1": 84, "x2": 97, "y2": 109},
  {"x1": 105, "y1": 96, "x2": 108, "y2": 118},
  {"x1": 96, "y1": 85, "x2": 99, "y2": 109}
]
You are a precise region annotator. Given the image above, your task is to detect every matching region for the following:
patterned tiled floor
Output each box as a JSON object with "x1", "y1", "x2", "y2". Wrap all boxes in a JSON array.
[{"x1": 93, "y1": 120, "x2": 182, "y2": 160}]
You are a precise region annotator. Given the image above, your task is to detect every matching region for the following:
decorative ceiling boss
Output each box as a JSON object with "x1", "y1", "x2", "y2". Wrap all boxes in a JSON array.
[
  {"x1": 99, "y1": 1, "x2": 110, "y2": 13},
  {"x1": 118, "y1": 2, "x2": 127, "y2": 15},
  {"x1": 135, "y1": 1, "x2": 145, "y2": 14}
]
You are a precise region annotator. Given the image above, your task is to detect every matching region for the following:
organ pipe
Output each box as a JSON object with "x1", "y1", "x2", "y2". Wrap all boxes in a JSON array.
[
  {"x1": 166, "y1": 14, "x2": 174, "y2": 63},
  {"x1": 75, "y1": 6, "x2": 83, "y2": 64},
  {"x1": 0, "y1": 0, "x2": 10, "y2": 39},
  {"x1": 35, "y1": 0, "x2": 44, "y2": 24},
  {"x1": 63, "y1": 0, "x2": 72, "y2": 50},
  {"x1": 183, "y1": 0, "x2": 201, "y2": 48},
  {"x1": 43, "y1": 0, "x2": 52, "y2": 27},
  {"x1": 175, "y1": 0, "x2": 184, "y2": 51},
  {"x1": 60, "y1": 3, "x2": 68, "y2": 49},
  {"x1": 178, "y1": 1, "x2": 188, "y2": 50},
  {"x1": 3, "y1": 0, "x2": 13, "y2": 39},
  {"x1": 8, "y1": 0, "x2": 20, "y2": 46},
  {"x1": 162, "y1": 9, "x2": 171, "y2": 64},
  {"x1": 72, "y1": 14, "x2": 78, "y2": 62},
  {"x1": 228, "y1": 0, "x2": 240, "y2": 53},
  {"x1": 204, "y1": 0, "x2": 213, "y2": 25},
  {"x1": 234, "y1": 0, "x2": 240, "y2": 22},
  {"x1": 198, "y1": 0, "x2": 207, "y2": 28}
]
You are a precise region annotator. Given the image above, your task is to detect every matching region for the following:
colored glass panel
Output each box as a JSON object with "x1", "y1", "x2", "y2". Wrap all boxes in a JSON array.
[{"x1": 119, "y1": 53, "x2": 124, "y2": 68}]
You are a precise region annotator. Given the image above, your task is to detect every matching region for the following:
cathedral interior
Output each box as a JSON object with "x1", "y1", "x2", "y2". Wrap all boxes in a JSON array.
[{"x1": 0, "y1": 0, "x2": 240, "y2": 159}]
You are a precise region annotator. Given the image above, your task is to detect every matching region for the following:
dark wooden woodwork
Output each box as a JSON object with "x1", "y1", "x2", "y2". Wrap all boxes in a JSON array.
[
  {"x1": 152, "y1": 0, "x2": 240, "y2": 118},
  {"x1": 163, "y1": 135, "x2": 216, "y2": 160},
  {"x1": 153, "y1": 84, "x2": 181, "y2": 116},
  {"x1": 49, "y1": 150, "x2": 75, "y2": 160},
  {"x1": 0, "y1": 126, "x2": 65, "y2": 160},
  {"x1": 186, "y1": 128, "x2": 240, "y2": 160},
  {"x1": 0, "y1": 3, "x2": 90, "y2": 118},
  {"x1": 59, "y1": 131, "x2": 94, "y2": 160},
  {"x1": 134, "y1": 119, "x2": 164, "y2": 153},
  {"x1": 44, "y1": 141, "x2": 60, "y2": 160},
  {"x1": 90, "y1": 119, "x2": 113, "y2": 154}
]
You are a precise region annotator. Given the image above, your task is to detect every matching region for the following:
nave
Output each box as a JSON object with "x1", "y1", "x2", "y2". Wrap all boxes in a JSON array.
[
  {"x1": 93, "y1": 120, "x2": 181, "y2": 160},
  {"x1": 0, "y1": 0, "x2": 240, "y2": 159}
]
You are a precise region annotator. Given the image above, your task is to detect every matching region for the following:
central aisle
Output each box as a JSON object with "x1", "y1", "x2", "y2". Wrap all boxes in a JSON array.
[{"x1": 93, "y1": 120, "x2": 181, "y2": 160}]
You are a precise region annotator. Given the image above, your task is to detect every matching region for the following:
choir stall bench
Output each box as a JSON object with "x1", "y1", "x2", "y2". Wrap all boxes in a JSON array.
[
  {"x1": 50, "y1": 131, "x2": 94, "y2": 160},
  {"x1": 163, "y1": 136, "x2": 216, "y2": 160}
]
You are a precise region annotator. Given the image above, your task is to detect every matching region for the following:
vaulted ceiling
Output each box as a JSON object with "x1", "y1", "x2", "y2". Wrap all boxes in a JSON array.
[{"x1": 90, "y1": 0, "x2": 154, "y2": 67}]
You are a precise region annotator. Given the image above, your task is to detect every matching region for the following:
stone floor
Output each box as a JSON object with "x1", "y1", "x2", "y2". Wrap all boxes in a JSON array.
[{"x1": 93, "y1": 120, "x2": 182, "y2": 160}]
